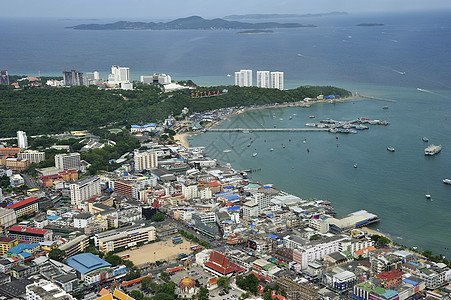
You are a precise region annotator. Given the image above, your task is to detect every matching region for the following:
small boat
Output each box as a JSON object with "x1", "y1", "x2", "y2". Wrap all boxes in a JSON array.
[
  {"x1": 289, "y1": 116, "x2": 293, "y2": 120},
  {"x1": 422, "y1": 137, "x2": 429, "y2": 142},
  {"x1": 227, "y1": 74, "x2": 232, "y2": 77},
  {"x1": 382, "y1": 106, "x2": 389, "y2": 109},
  {"x1": 270, "y1": 148, "x2": 274, "y2": 152},
  {"x1": 274, "y1": 125, "x2": 277, "y2": 128},
  {"x1": 223, "y1": 149, "x2": 232, "y2": 153},
  {"x1": 425, "y1": 144, "x2": 441, "y2": 156},
  {"x1": 283, "y1": 145, "x2": 286, "y2": 148},
  {"x1": 354, "y1": 163, "x2": 358, "y2": 168},
  {"x1": 247, "y1": 143, "x2": 251, "y2": 147},
  {"x1": 387, "y1": 146, "x2": 395, "y2": 152},
  {"x1": 309, "y1": 115, "x2": 315, "y2": 118},
  {"x1": 307, "y1": 148, "x2": 309, "y2": 152},
  {"x1": 425, "y1": 194, "x2": 431, "y2": 199},
  {"x1": 443, "y1": 179, "x2": 451, "y2": 185},
  {"x1": 252, "y1": 153, "x2": 257, "y2": 157},
  {"x1": 303, "y1": 139, "x2": 307, "y2": 144}
]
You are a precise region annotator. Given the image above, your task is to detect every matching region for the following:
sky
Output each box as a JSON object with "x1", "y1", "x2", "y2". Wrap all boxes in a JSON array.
[{"x1": 2, "y1": 0, "x2": 451, "y2": 19}]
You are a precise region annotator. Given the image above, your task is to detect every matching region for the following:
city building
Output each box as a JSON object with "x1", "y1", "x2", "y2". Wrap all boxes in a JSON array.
[
  {"x1": 235, "y1": 69, "x2": 252, "y2": 87},
  {"x1": 2, "y1": 157, "x2": 30, "y2": 171},
  {"x1": 271, "y1": 71, "x2": 284, "y2": 90},
  {"x1": 140, "y1": 73, "x2": 171, "y2": 84},
  {"x1": 17, "y1": 131, "x2": 28, "y2": 149},
  {"x1": 108, "y1": 65, "x2": 130, "y2": 85},
  {"x1": 0, "y1": 70, "x2": 9, "y2": 85},
  {"x1": 26, "y1": 279, "x2": 75, "y2": 300},
  {"x1": 59, "y1": 235, "x2": 90, "y2": 258},
  {"x1": 63, "y1": 69, "x2": 83, "y2": 86},
  {"x1": 8, "y1": 225, "x2": 53, "y2": 243},
  {"x1": 134, "y1": 150, "x2": 158, "y2": 170},
  {"x1": 0, "y1": 147, "x2": 20, "y2": 157},
  {"x1": 203, "y1": 251, "x2": 244, "y2": 277},
  {"x1": 0, "y1": 208, "x2": 17, "y2": 229},
  {"x1": 18, "y1": 150, "x2": 45, "y2": 164},
  {"x1": 65, "y1": 253, "x2": 112, "y2": 283},
  {"x1": 7, "y1": 197, "x2": 39, "y2": 217},
  {"x1": 257, "y1": 71, "x2": 270, "y2": 88},
  {"x1": 130, "y1": 123, "x2": 157, "y2": 133},
  {"x1": 0, "y1": 237, "x2": 18, "y2": 256},
  {"x1": 95, "y1": 224, "x2": 156, "y2": 253},
  {"x1": 55, "y1": 153, "x2": 81, "y2": 171},
  {"x1": 70, "y1": 177, "x2": 101, "y2": 207}
]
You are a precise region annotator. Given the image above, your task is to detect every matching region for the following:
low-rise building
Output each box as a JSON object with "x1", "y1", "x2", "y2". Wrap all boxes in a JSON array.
[
  {"x1": 0, "y1": 208, "x2": 17, "y2": 230},
  {"x1": 59, "y1": 235, "x2": 90, "y2": 258},
  {"x1": 7, "y1": 197, "x2": 39, "y2": 218},
  {"x1": 0, "y1": 237, "x2": 18, "y2": 256},
  {"x1": 95, "y1": 224, "x2": 156, "y2": 253},
  {"x1": 8, "y1": 225, "x2": 53, "y2": 243},
  {"x1": 17, "y1": 150, "x2": 45, "y2": 164},
  {"x1": 26, "y1": 279, "x2": 75, "y2": 299}
]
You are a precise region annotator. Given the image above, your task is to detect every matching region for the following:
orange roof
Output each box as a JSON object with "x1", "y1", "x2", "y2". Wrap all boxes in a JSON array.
[
  {"x1": 95, "y1": 295, "x2": 113, "y2": 300},
  {"x1": 354, "y1": 246, "x2": 376, "y2": 255},
  {"x1": 208, "y1": 277, "x2": 217, "y2": 285},
  {"x1": 11, "y1": 82, "x2": 19, "y2": 86},
  {"x1": 27, "y1": 77, "x2": 39, "y2": 81},
  {"x1": 207, "y1": 181, "x2": 221, "y2": 187},
  {"x1": 98, "y1": 288, "x2": 110, "y2": 297}
]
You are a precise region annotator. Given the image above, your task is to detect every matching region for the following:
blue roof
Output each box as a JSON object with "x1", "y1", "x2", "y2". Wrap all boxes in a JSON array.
[
  {"x1": 20, "y1": 252, "x2": 32, "y2": 258},
  {"x1": 381, "y1": 290, "x2": 398, "y2": 299},
  {"x1": 223, "y1": 186, "x2": 233, "y2": 189},
  {"x1": 131, "y1": 124, "x2": 156, "y2": 129},
  {"x1": 267, "y1": 234, "x2": 280, "y2": 240},
  {"x1": 267, "y1": 214, "x2": 274, "y2": 218},
  {"x1": 227, "y1": 206, "x2": 240, "y2": 211},
  {"x1": 223, "y1": 194, "x2": 240, "y2": 201},
  {"x1": 66, "y1": 253, "x2": 111, "y2": 274},
  {"x1": 402, "y1": 278, "x2": 418, "y2": 286},
  {"x1": 263, "y1": 186, "x2": 271, "y2": 189},
  {"x1": 8, "y1": 243, "x2": 39, "y2": 254},
  {"x1": 47, "y1": 216, "x2": 60, "y2": 220},
  {"x1": 214, "y1": 191, "x2": 230, "y2": 196}
]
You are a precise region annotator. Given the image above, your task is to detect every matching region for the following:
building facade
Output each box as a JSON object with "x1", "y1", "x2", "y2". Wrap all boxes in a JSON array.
[
  {"x1": 96, "y1": 224, "x2": 156, "y2": 253},
  {"x1": 235, "y1": 70, "x2": 252, "y2": 87},
  {"x1": 257, "y1": 71, "x2": 270, "y2": 88},
  {"x1": 8, "y1": 197, "x2": 39, "y2": 218},
  {"x1": 134, "y1": 150, "x2": 158, "y2": 170},
  {"x1": 70, "y1": 177, "x2": 101, "y2": 207},
  {"x1": 271, "y1": 71, "x2": 284, "y2": 90},
  {"x1": 55, "y1": 153, "x2": 81, "y2": 171},
  {"x1": 0, "y1": 208, "x2": 17, "y2": 229},
  {"x1": 17, "y1": 131, "x2": 28, "y2": 149},
  {"x1": 63, "y1": 69, "x2": 83, "y2": 86},
  {"x1": 18, "y1": 150, "x2": 45, "y2": 164},
  {"x1": 8, "y1": 225, "x2": 53, "y2": 243}
]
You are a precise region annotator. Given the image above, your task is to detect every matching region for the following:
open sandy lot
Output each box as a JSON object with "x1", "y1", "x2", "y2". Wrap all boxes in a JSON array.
[{"x1": 116, "y1": 238, "x2": 197, "y2": 266}]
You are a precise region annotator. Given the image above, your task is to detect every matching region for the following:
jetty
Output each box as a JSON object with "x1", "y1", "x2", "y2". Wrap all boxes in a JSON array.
[
  {"x1": 206, "y1": 128, "x2": 329, "y2": 133},
  {"x1": 356, "y1": 92, "x2": 397, "y2": 103}
]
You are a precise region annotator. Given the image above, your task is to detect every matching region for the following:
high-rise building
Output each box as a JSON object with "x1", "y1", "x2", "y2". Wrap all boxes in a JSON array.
[
  {"x1": 17, "y1": 131, "x2": 28, "y2": 149},
  {"x1": 134, "y1": 150, "x2": 158, "y2": 170},
  {"x1": 0, "y1": 70, "x2": 9, "y2": 85},
  {"x1": 257, "y1": 71, "x2": 270, "y2": 88},
  {"x1": 55, "y1": 153, "x2": 81, "y2": 171},
  {"x1": 271, "y1": 71, "x2": 284, "y2": 90},
  {"x1": 235, "y1": 70, "x2": 252, "y2": 87},
  {"x1": 63, "y1": 69, "x2": 83, "y2": 86},
  {"x1": 70, "y1": 176, "x2": 101, "y2": 207},
  {"x1": 108, "y1": 65, "x2": 130, "y2": 85}
]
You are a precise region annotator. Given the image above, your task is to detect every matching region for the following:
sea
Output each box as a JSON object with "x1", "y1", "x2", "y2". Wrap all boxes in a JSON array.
[{"x1": 1, "y1": 10, "x2": 450, "y2": 254}]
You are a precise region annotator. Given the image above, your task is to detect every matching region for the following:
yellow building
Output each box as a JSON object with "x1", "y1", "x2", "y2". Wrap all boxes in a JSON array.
[{"x1": 0, "y1": 237, "x2": 18, "y2": 256}]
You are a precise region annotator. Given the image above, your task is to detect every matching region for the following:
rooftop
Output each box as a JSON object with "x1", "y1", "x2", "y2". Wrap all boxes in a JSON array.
[
  {"x1": 7, "y1": 197, "x2": 39, "y2": 209},
  {"x1": 66, "y1": 253, "x2": 111, "y2": 274}
]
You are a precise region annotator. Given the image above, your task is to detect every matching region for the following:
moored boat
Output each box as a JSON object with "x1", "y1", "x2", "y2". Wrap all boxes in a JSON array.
[
  {"x1": 252, "y1": 153, "x2": 257, "y2": 157},
  {"x1": 387, "y1": 146, "x2": 395, "y2": 152},
  {"x1": 425, "y1": 194, "x2": 431, "y2": 199},
  {"x1": 424, "y1": 144, "x2": 441, "y2": 156},
  {"x1": 443, "y1": 179, "x2": 451, "y2": 185},
  {"x1": 353, "y1": 163, "x2": 358, "y2": 168},
  {"x1": 309, "y1": 115, "x2": 315, "y2": 118},
  {"x1": 422, "y1": 137, "x2": 429, "y2": 142}
]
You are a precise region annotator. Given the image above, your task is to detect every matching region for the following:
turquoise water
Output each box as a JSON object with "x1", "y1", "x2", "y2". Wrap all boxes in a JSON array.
[{"x1": 189, "y1": 83, "x2": 451, "y2": 255}]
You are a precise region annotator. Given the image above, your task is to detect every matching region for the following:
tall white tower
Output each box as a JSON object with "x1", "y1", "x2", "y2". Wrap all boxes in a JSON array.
[
  {"x1": 17, "y1": 131, "x2": 28, "y2": 149},
  {"x1": 235, "y1": 70, "x2": 252, "y2": 87},
  {"x1": 257, "y1": 71, "x2": 270, "y2": 88},
  {"x1": 109, "y1": 65, "x2": 130, "y2": 84},
  {"x1": 271, "y1": 72, "x2": 284, "y2": 90}
]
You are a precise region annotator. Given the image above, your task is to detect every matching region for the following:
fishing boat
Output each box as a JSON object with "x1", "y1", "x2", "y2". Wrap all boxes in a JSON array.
[
  {"x1": 289, "y1": 116, "x2": 293, "y2": 120},
  {"x1": 387, "y1": 146, "x2": 395, "y2": 152},
  {"x1": 307, "y1": 148, "x2": 309, "y2": 152},
  {"x1": 422, "y1": 137, "x2": 429, "y2": 142},
  {"x1": 252, "y1": 153, "x2": 257, "y2": 157},
  {"x1": 443, "y1": 179, "x2": 451, "y2": 185},
  {"x1": 424, "y1": 144, "x2": 441, "y2": 156}
]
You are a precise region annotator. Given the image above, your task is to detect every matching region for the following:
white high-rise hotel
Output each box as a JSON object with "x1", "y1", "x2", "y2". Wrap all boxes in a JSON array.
[
  {"x1": 134, "y1": 150, "x2": 158, "y2": 170},
  {"x1": 271, "y1": 71, "x2": 284, "y2": 90},
  {"x1": 234, "y1": 70, "x2": 252, "y2": 87},
  {"x1": 257, "y1": 71, "x2": 270, "y2": 88},
  {"x1": 108, "y1": 65, "x2": 130, "y2": 85},
  {"x1": 17, "y1": 131, "x2": 28, "y2": 149}
]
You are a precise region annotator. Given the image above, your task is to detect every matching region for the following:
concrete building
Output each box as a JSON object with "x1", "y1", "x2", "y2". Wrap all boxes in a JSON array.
[
  {"x1": 0, "y1": 208, "x2": 16, "y2": 229},
  {"x1": 3, "y1": 157, "x2": 30, "y2": 171},
  {"x1": 8, "y1": 225, "x2": 53, "y2": 243},
  {"x1": 95, "y1": 224, "x2": 156, "y2": 253},
  {"x1": 59, "y1": 235, "x2": 89, "y2": 259},
  {"x1": 0, "y1": 237, "x2": 18, "y2": 256},
  {"x1": 243, "y1": 201, "x2": 259, "y2": 219},
  {"x1": 134, "y1": 150, "x2": 158, "y2": 170},
  {"x1": 55, "y1": 153, "x2": 81, "y2": 171},
  {"x1": 108, "y1": 65, "x2": 130, "y2": 85},
  {"x1": 8, "y1": 197, "x2": 39, "y2": 218},
  {"x1": 70, "y1": 177, "x2": 101, "y2": 207},
  {"x1": 182, "y1": 183, "x2": 198, "y2": 200},
  {"x1": 235, "y1": 69, "x2": 252, "y2": 87},
  {"x1": 17, "y1": 131, "x2": 28, "y2": 149},
  {"x1": 26, "y1": 279, "x2": 74, "y2": 300},
  {"x1": 63, "y1": 69, "x2": 83, "y2": 86},
  {"x1": 18, "y1": 150, "x2": 45, "y2": 164},
  {"x1": 271, "y1": 71, "x2": 284, "y2": 90},
  {"x1": 141, "y1": 73, "x2": 171, "y2": 84},
  {"x1": 257, "y1": 71, "x2": 270, "y2": 88}
]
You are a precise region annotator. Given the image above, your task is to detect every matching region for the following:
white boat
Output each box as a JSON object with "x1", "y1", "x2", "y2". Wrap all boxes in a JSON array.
[
  {"x1": 270, "y1": 148, "x2": 274, "y2": 152},
  {"x1": 227, "y1": 74, "x2": 232, "y2": 77},
  {"x1": 252, "y1": 153, "x2": 257, "y2": 157},
  {"x1": 223, "y1": 149, "x2": 232, "y2": 153},
  {"x1": 424, "y1": 144, "x2": 442, "y2": 156},
  {"x1": 353, "y1": 163, "x2": 358, "y2": 168},
  {"x1": 443, "y1": 179, "x2": 451, "y2": 185},
  {"x1": 425, "y1": 194, "x2": 431, "y2": 199},
  {"x1": 387, "y1": 146, "x2": 395, "y2": 152}
]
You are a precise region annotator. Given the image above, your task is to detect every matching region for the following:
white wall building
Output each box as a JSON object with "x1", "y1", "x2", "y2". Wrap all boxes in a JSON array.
[
  {"x1": 26, "y1": 279, "x2": 74, "y2": 300},
  {"x1": 271, "y1": 71, "x2": 284, "y2": 90},
  {"x1": 253, "y1": 192, "x2": 272, "y2": 213},
  {"x1": 257, "y1": 71, "x2": 270, "y2": 88},
  {"x1": 70, "y1": 177, "x2": 101, "y2": 208},
  {"x1": 134, "y1": 150, "x2": 158, "y2": 170},
  {"x1": 108, "y1": 65, "x2": 130, "y2": 85},
  {"x1": 243, "y1": 201, "x2": 259, "y2": 219},
  {"x1": 55, "y1": 153, "x2": 81, "y2": 171},
  {"x1": 182, "y1": 183, "x2": 199, "y2": 200},
  {"x1": 18, "y1": 150, "x2": 45, "y2": 164},
  {"x1": 17, "y1": 131, "x2": 28, "y2": 149},
  {"x1": 235, "y1": 70, "x2": 252, "y2": 87}
]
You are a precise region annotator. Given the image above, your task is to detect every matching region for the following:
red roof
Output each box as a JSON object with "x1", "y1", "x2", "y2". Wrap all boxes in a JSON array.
[
  {"x1": 207, "y1": 181, "x2": 221, "y2": 187},
  {"x1": 8, "y1": 225, "x2": 49, "y2": 236},
  {"x1": 376, "y1": 269, "x2": 404, "y2": 281},
  {"x1": 204, "y1": 251, "x2": 236, "y2": 275},
  {"x1": 8, "y1": 197, "x2": 39, "y2": 209}
]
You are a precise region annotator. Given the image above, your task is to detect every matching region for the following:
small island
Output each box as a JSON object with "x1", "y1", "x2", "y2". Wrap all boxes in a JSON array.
[
  {"x1": 236, "y1": 29, "x2": 273, "y2": 34},
  {"x1": 69, "y1": 16, "x2": 316, "y2": 30},
  {"x1": 357, "y1": 23, "x2": 384, "y2": 27}
]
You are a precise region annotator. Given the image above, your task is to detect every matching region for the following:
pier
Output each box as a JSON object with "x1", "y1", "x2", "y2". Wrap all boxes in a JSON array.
[
  {"x1": 357, "y1": 93, "x2": 397, "y2": 103},
  {"x1": 206, "y1": 128, "x2": 329, "y2": 133}
]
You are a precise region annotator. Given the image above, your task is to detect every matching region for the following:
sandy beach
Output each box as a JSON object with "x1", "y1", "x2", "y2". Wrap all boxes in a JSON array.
[{"x1": 174, "y1": 133, "x2": 191, "y2": 148}]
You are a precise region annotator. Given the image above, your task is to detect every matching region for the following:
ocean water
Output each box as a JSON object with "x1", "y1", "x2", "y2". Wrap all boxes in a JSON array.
[{"x1": 1, "y1": 11, "x2": 450, "y2": 254}]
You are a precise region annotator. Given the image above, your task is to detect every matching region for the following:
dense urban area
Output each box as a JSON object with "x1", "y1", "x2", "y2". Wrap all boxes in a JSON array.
[{"x1": 0, "y1": 68, "x2": 449, "y2": 300}]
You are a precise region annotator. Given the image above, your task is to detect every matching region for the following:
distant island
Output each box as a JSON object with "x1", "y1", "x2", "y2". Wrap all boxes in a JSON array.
[
  {"x1": 236, "y1": 29, "x2": 273, "y2": 34},
  {"x1": 69, "y1": 16, "x2": 316, "y2": 30},
  {"x1": 224, "y1": 12, "x2": 347, "y2": 20},
  {"x1": 357, "y1": 23, "x2": 384, "y2": 27}
]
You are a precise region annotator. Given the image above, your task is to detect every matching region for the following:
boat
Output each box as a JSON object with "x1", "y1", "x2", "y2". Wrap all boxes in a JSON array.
[
  {"x1": 387, "y1": 146, "x2": 395, "y2": 152},
  {"x1": 307, "y1": 148, "x2": 309, "y2": 152},
  {"x1": 424, "y1": 144, "x2": 442, "y2": 156},
  {"x1": 223, "y1": 149, "x2": 232, "y2": 153},
  {"x1": 270, "y1": 148, "x2": 274, "y2": 152},
  {"x1": 382, "y1": 106, "x2": 389, "y2": 109},
  {"x1": 227, "y1": 74, "x2": 232, "y2": 77},
  {"x1": 443, "y1": 179, "x2": 451, "y2": 185},
  {"x1": 354, "y1": 163, "x2": 358, "y2": 168},
  {"x1": 309, "y1": 115, "x2": 315, "y2": 118},
  {"x1": 422, "y1": 137, "x2": 429, "y2": 142},
  {"x1": 425, "y1": 194, "x2": 431, "y2": 199},
  {"x1": 252, "y1": 153, "x2": 257, "y2": 157},
  {"x1": 289, "y1": 116, "x2": 293, "y2": 120}
]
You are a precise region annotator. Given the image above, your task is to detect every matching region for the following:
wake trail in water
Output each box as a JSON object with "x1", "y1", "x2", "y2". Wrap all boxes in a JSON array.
[{"x1": 416, "y1": 88, "x2": 446, "y2": 97}]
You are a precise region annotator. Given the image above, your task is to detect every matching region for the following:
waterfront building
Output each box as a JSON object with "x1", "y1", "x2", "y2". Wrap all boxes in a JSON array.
[
  {"x1": 108, "y1": 65, "x2": 130, "y2": 85},
  {"x1": 134, "y1": 150, "x2": 158, "y2": 170},
  {"x1": 17, "y1": 131, "x2": 28, "y2": 149},
  {"x1": 55, "y1": 153, "x2": 81, "y2": 171},
  {"x1": 8, "y1": 197, "x2": 39, "y2": 218},
  {"x1": 141, "y1": 73, "x2": 171, "y2": 84},
  {"x1": 69, "y1": 176, "x2": 101, "y2": 207},
  {"x1": 130, "y1": 123, "x2": 157, "y2": 133},
  {"x1": 26, "y1": 279, "x2": 75, "y2": 300},
  {"x1": 18, "y1": 150, "x2": 45, "y2": 164},
  {"x1": 8, "y1": 225, "x2": 53, "y2": 243},
  {"x1": 257, "y1": 71, "x2": 270, "y2": 88},
  {"x1": 0, "y1": 208, "x2": 17, "y2": 229},
  {"x1": 63, "y1": 69, "x2": 83, "y2": 86},
  {"x1": 271, "y1": 71, "x2": 284, "y2": 90},
  {"x1": 235, "y1": 69, "x2": 252, "y2": 87}
]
